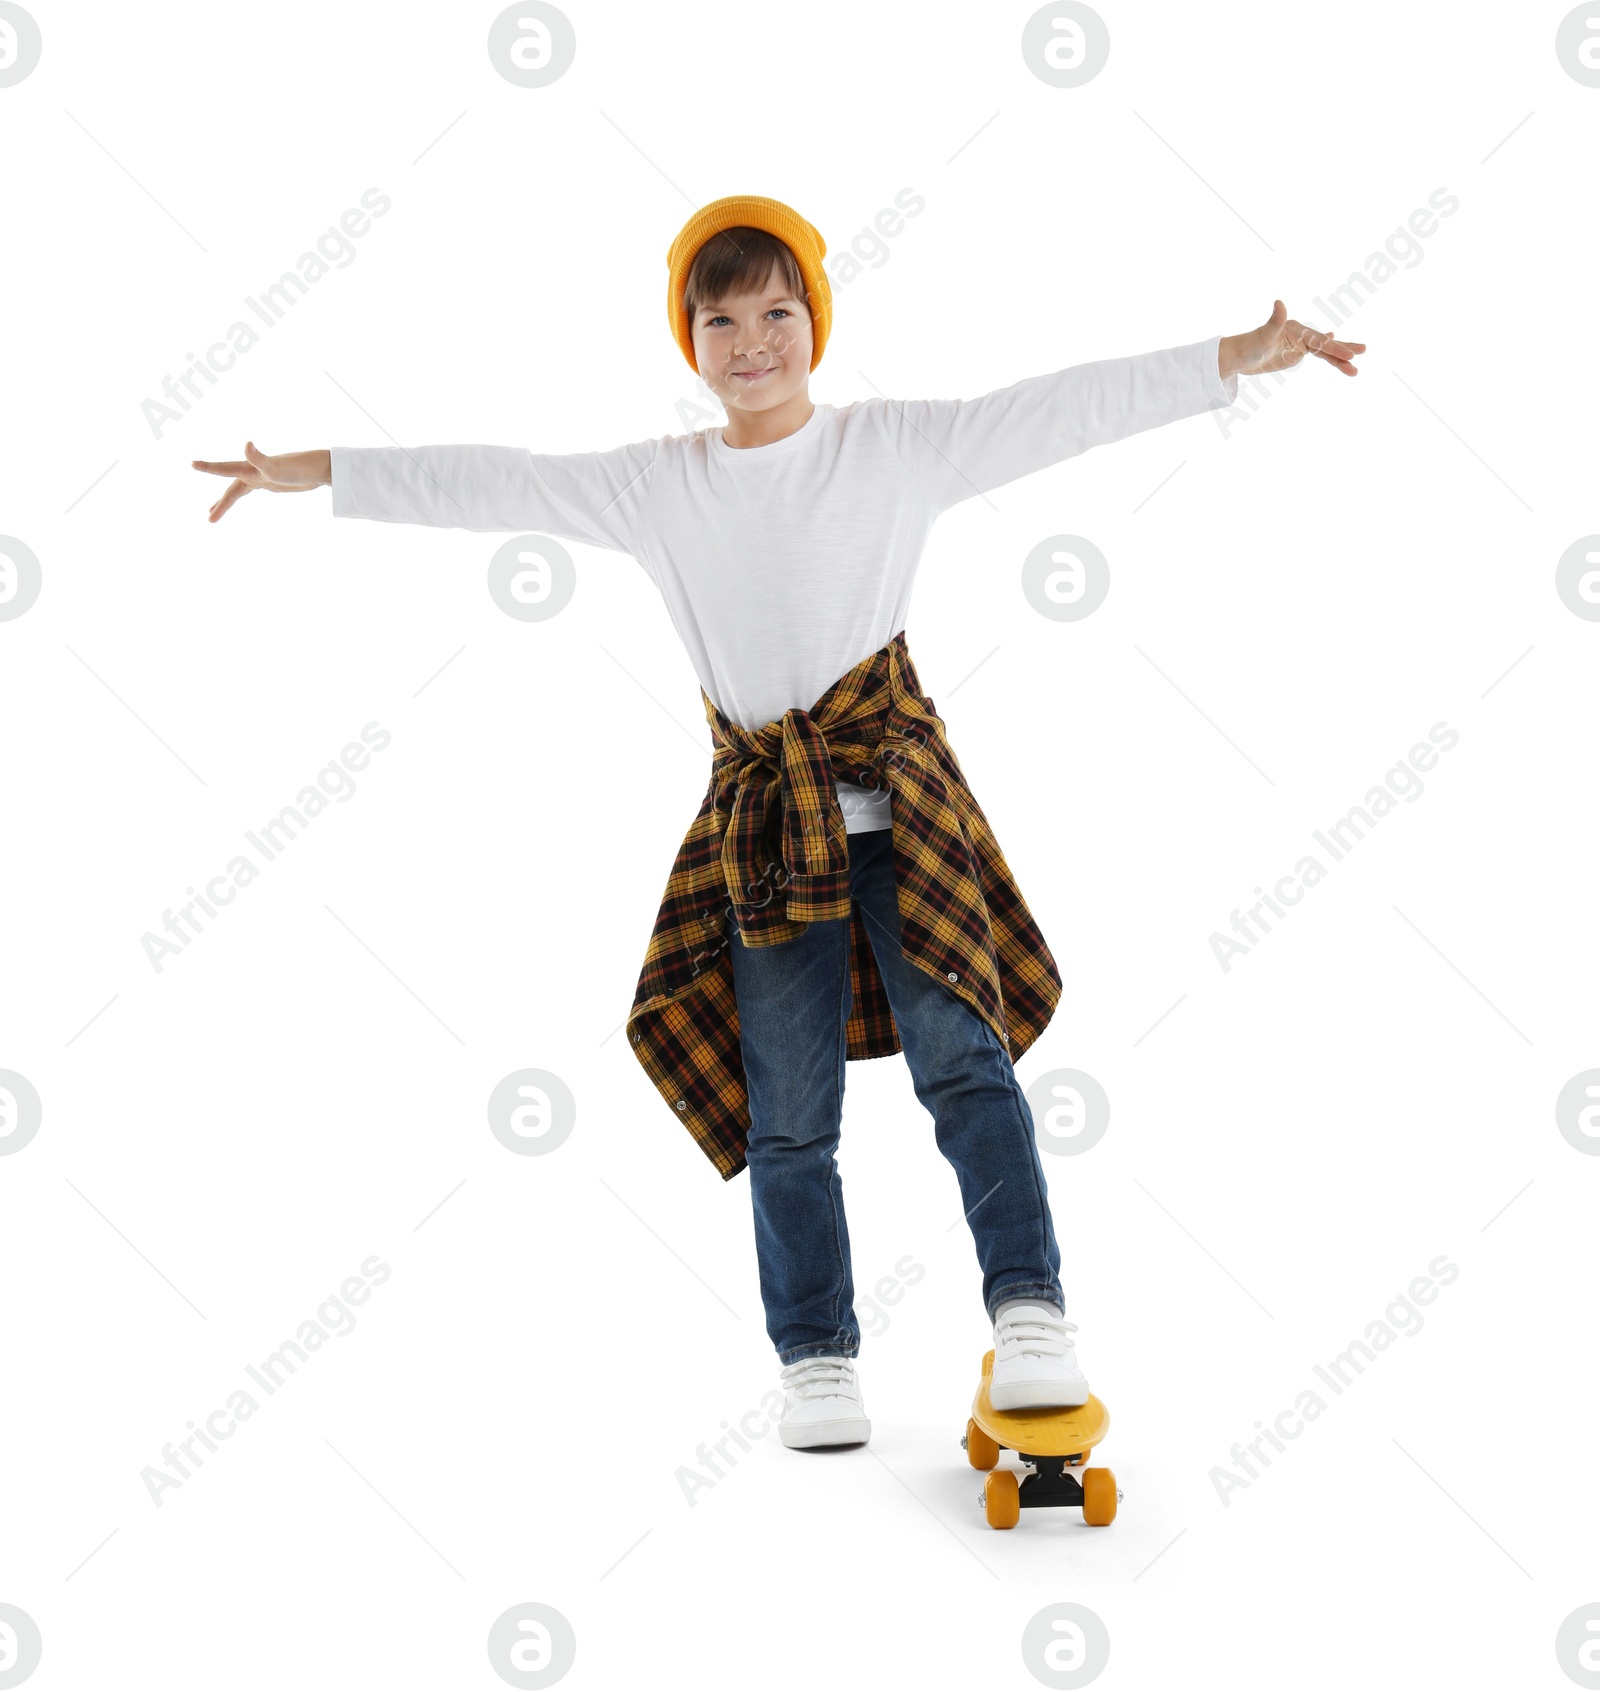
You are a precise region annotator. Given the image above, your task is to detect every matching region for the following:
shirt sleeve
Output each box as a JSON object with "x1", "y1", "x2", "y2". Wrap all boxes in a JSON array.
[
  {"x1": 328, "y1": 438, "x2": 659, "y2": 555},
  {"x1": 871, "y1": 335, "x2": 1239, "y2": 514}
]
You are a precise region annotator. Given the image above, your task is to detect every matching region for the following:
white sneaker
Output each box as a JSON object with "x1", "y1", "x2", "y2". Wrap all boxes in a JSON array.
[
  {"x1": 777, "y1": 1355, "x2": 871, "y2": 1448},
  {"x1": 989, "y1": 1301, "x2": 1090, "y2": 1410}
]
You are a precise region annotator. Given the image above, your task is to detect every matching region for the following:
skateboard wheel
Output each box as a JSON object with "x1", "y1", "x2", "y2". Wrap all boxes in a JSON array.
[
  {"x1": 984, "y1": 1469, "x2": 1020, "y2": 1529},
  {"x1": 965, "y1": 1418, "x2": 1000, "y2": 1471},
  {"x1": 1081, "y1": 1467, "x2": 1117, "y2": 1526}
]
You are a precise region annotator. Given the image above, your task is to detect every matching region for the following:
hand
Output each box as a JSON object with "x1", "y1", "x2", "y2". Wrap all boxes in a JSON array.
[
  {"x1": 1219, "y1": 302, "x2": 1365, "y2": 381},
  {"x1": 191, "y1": 442, "x2": 331, "y2": 523}
]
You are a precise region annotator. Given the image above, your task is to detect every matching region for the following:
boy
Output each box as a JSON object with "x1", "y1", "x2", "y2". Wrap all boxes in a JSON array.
[{"x1": 195, "y1": 194, "x2": 1363, "y2": 1450}]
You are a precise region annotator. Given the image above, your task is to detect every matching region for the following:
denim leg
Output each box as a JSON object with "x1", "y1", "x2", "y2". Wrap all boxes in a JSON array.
[
  {"x1": 726, "y1": 899, "x2": 860, "y2": 1365},
  {"x1": 846, "y1": 829, "x2": 1065, "y2": 1324}
]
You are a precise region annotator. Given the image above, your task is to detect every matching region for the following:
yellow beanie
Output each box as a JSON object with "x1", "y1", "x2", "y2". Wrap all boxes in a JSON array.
[{"x1": 666, "y1": 195, "x2": 832, "y2": 375}]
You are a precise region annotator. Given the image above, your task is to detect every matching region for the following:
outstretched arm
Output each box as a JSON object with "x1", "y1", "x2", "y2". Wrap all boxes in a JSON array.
[
  {"x1": 874, "y1": 306, "x2": 1365, "y2": 514},
  {"x1": 193, "y1": 437, "x2": 660, "y2": 557}
]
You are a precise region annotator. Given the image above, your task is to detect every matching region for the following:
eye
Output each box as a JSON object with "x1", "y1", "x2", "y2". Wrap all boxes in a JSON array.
[{"x1": 702, "y1": 309, "x2": 790, "y2": 328}]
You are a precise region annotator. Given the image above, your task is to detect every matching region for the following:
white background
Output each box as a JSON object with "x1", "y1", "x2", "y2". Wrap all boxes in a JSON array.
[{"x1": 2, "y1": 1, "x2": 1597, "y2": 1687}]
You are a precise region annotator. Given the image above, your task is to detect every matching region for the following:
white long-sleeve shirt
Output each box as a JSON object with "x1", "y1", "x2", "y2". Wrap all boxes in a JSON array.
[{"x1": 331, "y1": 335, "x2": 1237, "y2": 831}]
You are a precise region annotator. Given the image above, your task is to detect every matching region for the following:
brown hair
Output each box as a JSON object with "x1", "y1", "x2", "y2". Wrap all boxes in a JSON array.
[{"x1": 683, "y1": 226, "x2": 810, "y2": 330}]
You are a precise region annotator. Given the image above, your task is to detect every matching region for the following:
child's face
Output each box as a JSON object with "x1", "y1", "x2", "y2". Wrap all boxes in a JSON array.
[{"x1": 691, "y1": 260, "x2": 813, "y2": 414}]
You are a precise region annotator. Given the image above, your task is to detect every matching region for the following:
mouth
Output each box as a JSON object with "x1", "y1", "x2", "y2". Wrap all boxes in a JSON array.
[{"x1": 730, "y1": 367, "x2": 777, "y2": 384}]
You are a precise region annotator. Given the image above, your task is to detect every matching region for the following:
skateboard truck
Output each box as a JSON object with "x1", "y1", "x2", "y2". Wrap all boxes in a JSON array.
[{"x1": 970, "y1": 1449, "x2": 1126, "y2": 1510}]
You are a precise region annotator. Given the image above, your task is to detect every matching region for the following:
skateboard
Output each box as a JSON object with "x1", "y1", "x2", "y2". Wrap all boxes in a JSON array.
[{"x1": 962, "y1": 1348, "x2": 1120, "y2": 1529}]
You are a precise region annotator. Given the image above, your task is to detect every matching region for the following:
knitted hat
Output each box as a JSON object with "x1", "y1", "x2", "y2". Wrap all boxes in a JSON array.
[{"x1": 666, "y1": 195, "x2": 833, "y2": 375}]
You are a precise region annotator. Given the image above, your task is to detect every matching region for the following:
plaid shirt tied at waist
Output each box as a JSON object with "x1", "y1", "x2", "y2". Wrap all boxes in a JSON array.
[{"x1": 626, "y1": 629, "x2": 1062, "y2": 1181}]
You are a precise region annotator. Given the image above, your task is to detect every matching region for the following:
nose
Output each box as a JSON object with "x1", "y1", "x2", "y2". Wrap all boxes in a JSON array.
[{"x1": 734, "y1": 322, "x2": 786, "y2": 364}]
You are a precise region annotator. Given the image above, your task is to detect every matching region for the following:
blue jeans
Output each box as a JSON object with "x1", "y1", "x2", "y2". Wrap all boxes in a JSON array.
[{"x1": 726, "y1": 825, "x2": 1064, "y2": 1364}]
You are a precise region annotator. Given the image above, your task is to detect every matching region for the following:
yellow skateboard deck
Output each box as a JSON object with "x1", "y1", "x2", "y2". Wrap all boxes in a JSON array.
[{"x1": 964, "y1": 1348, "x2": 1118, "y2": 1528}]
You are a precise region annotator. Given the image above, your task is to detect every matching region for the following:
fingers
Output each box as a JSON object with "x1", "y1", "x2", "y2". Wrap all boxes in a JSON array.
[
  {"x1": 193, "y1": 441, "x2": 270, "y2": 478},
  {"x1": 1287, "y1": 317, "x2": 1362, "y2": 355},
  {"x1": 207, "y1": 477, "x2": 252, "y2": 523},
  {"x1": 1305, "y1": 339, "x2": 1361, "y2": 375},
  {"x1": 1281, "y1": 318, "x2": 1366, "y2": 374},
  {"x1": 1302, "y1": 327, "x2": 1364, "y2": 375}
]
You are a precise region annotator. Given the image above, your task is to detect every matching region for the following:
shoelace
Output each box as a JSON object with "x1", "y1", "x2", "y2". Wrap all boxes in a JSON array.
[
  {"x1": 780, "y1": 1356, "x2": 859, "y2": 1401},
  {"x1": 994, "y1": 1307, "x2": 1078, "y2": 1362}
]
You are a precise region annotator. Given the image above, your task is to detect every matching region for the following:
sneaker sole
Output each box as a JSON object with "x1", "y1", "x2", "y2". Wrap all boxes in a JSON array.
[
  {"x1": 778, "y1": 1415, "x2": 871, "y2": 1449},
  {"x1": 989, "y1": 1381, "x2": 1090, "y2": 1411}
]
